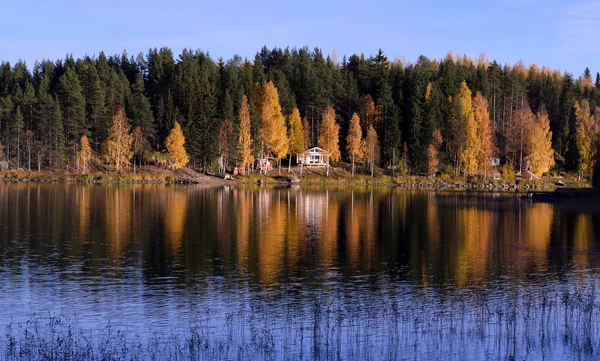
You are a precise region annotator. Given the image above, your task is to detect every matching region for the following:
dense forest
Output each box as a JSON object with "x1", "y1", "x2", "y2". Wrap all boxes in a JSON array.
[{"x1": 0, "y1": 46, "x2": 599, "y2": 178}]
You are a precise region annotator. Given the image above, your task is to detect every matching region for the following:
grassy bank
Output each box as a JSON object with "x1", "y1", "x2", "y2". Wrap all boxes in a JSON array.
[
  {"x1": 237, "y1": 165, "x2": 589, "y2": 191},
  {"x1": 0, "y1": 167, "x2": 195, "y2": 185}
]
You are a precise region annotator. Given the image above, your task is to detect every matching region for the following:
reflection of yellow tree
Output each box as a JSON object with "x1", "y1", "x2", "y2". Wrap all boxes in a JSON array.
[
  {"x1": 105, "y1": 187, "x2": 131, "y2": 259},
  {"x1": 345, "y1": 190, "x2": 362, "y2": 266},
  {"x1": 572, "y1": 214, "x2": 592, "y2": 270},
  {"x1": 257, "y1": 189, "x2": 286, "y2": 285},
  {"x1": 76, "y1": 186, "x2": 91, "y2": 242},
  {"x1": 285, "y1": 189, "x2": 303, "y2": 272},
  {"x1": 455, "y1": 207, "x2": 491, "y2": 286},
  {"x1": 522, "y1": 203, "x2": 553, "y2": 267},
  {"x1": 165, "y1": 188, "x2": 187, "y2": 256},
  {"x1": 319, "y1": 190, "x2": 339, "y2": 265},
  {"x1": 235, "y1": 188, "x2": 252, "y2": 271}
]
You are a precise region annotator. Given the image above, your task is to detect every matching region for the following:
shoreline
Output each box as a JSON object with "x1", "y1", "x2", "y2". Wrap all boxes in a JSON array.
[{"x1": 0, "y1": 169, "x2": 590, "y2": 193}]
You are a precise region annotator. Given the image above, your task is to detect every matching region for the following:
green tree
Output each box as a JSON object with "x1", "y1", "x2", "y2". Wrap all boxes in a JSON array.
[
  {"x1": 377, "y1": 82, "x2": 400, "y2": 169},
  {"x1": 11, "y1": 107, "x2": 24, "y2": 168},
  {"x1": 58, "y1": 67, "x2": 87, "y2": 141},
  {"x1": 127, "y1": 75, "x2": 156, "y2": 144}
]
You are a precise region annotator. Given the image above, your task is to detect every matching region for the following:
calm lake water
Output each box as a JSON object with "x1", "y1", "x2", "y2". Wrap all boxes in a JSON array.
[{"x1": 1, "y1": 183, "x2": 600, "y2": 360}]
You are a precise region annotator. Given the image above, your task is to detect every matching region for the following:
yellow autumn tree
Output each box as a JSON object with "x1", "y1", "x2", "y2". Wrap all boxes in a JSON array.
[
  {"x1": 363, "y1": 124, "x2": 380, "y2": 177},
  {"x1": 76, "y1": 135, "x2": 92, "y2": 174},
  {"x1": 472, "y1": 92, "x2": 493, "y2": 179},
  {"x1": 525, "y1": 113, "x2": 554, "y2": 177},
  {"x1": 165, "y1": 121, "x2": 189, "y2": 170},
  {"x1": 346, "y1": 113, "x2": 363, "y2": 177},
  {"x1": 260, "y1": 81, "x2": 288, "y2": 173},
  {"x1": 318, "y1": 106, "x2": 341, "y2": 165},
  {"x1": 574, "y1": 100, "x2": 597, "y2": 179},
  {"x1": 132, "y1": 126, "x2": 144, "y2": 173},
  {"x1": 449, "y1": 82, "x2": 477, "y2": 177},
  {"x1": 287, "y1": 108, "x2": 305, "y2": 172},
  {"x1": 426, "y1": 129, "x2": 442, "y2": 177},
  {"x1": 104, "y1": 107, "x2": 133, "y2": 172},
  {"x1": 238, "y1": 95, "x2": 253, "y2": 174}
]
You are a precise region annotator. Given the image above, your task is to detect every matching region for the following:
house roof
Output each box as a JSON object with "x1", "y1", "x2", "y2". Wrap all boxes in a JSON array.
[{"x1": 301, "y1": 147, "x2": 329, "y2": 154}]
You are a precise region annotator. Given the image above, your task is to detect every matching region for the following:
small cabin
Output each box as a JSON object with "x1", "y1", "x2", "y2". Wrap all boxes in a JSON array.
[{"x1": 298, "y1": 147, "x2": 329, "y2": 166}]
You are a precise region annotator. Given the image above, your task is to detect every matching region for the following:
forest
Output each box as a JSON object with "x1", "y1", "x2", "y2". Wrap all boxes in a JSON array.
[{"x1": 0, "y1": 46, "x2": 599, "y2": 179}]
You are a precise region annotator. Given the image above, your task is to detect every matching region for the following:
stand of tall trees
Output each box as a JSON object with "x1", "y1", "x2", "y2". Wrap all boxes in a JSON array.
[{"x1": 0, "y1": 47, "x2": 598, "y2": 177}]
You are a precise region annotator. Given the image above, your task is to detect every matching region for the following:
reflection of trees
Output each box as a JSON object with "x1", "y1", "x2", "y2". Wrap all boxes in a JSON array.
[
  {"x1": 164, "y1": 187, "x2": 187, "y2": 256},
  {"x1": 257, "y1": 189, "x2": 286, "y2": 284},
  {"x1": 75, "y1": 185, "x2": 90, "y2": 243},
  {"x1": 235, "y1": 188, "x2": 252, "y2": 271},
  {"x1": 455, "y1": 206, "x2": 491, "y2": 286},
  {"x1": 105, "y1": 186, "x2": 131, "y2": 259},
  {"x1": 521, "y1": 203, "x2": 553, "y2": 268},
  {"x1": 572, "y1": 214, "x2": 593, "y2": 270}
]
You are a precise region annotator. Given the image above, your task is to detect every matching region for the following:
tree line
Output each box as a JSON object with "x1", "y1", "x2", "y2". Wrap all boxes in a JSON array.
[{"x1": 0, "y1": 47, "x2": 598, "y2": 178}]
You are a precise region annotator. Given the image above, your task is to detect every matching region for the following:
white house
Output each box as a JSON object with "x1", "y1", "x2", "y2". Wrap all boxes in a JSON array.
[{"x1": 298, "y1": 147, "x2": 329, "y2": 166}]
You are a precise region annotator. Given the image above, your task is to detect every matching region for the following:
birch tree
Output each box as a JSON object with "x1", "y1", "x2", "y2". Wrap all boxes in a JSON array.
[
  {"x1": 346, "y1": 113, "x2": 363, "y2": 177},
  {"x1": 104, "y1": 107, "x2": 133, "y2": 172}
]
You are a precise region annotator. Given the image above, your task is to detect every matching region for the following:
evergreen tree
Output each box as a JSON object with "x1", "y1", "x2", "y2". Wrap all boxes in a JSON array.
[
  {"x1": 377, "y1": 82, "x2": 400, "y2": 168},
  {"x1": 11, "y1": 107, "x2": 24, "y2": 167},
  {"x1": 57, "y1": 67, "x2": 86, "y2": 142},
  {"x1": 127, "y1": 75, "x2": 155, "y2": 144}
]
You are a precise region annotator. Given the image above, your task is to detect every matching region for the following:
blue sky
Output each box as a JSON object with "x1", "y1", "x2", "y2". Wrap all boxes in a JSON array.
[{"x1": 0, "y1": 0, "x2": 597, "y2": 75}]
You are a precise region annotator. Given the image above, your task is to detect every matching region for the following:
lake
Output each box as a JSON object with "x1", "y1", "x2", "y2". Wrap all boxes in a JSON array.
[{"x1": 1, "y1": 183, "x2": 599, "y2": 360}]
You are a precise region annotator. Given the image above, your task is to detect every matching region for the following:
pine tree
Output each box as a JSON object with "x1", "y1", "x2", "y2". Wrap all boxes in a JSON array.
[
  {"x1": 127, "y1": 75, "x2": 155, "y2": 144},
  {"x1": 104, "y1": 107, "x2": 133, "y2": 172},
  {"x1": 12, "y1": 107, "x2": 24, "y2": 168},
  {"x1": 77, "y1": 58, "x2": 105, "y2": 150},
  {"x1": 346, "y1": 113, "x2": 363, "y2": 176},
  {"x1": 377, "y1": 82, "x2": 400, "y2": 168},
  {"x1": 36, "y1": 91, "x2": 65, "y2": 168},
  {"x1": 218, "y1": 119, "x2": 234, "y2": 173},
  {"x1": 58, "y1": 67, "x2": 87, "y2": 142},
  {"x1": 238, "y1": 95, "x2": 253, "y2": 174},
  {"x1": 76, "y1": 135, "x2": 92, "y2": 174},
  {"x1": 165, "y1": 121, "x2": 189, "y2": 170}
]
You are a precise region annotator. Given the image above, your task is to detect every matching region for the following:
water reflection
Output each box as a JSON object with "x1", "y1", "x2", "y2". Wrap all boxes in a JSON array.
[
  {"x1": 1, "y1": 183, "x2": 600, "y2": 359},
  {"x1": 1, "y1": 184, "x2": 600, "y2": 287}
]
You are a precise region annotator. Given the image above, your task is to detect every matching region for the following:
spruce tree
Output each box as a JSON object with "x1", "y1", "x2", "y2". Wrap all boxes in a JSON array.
[{"x1": 57, "y1": 67, "x2": 86, "y2": 142}]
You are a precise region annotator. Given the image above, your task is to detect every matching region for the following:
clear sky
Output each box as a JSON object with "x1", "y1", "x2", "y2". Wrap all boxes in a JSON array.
[{"x1": 0, "y1": 0, "x2": 597, "y2": 75}]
